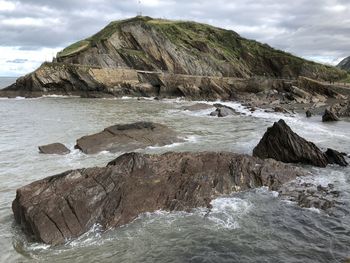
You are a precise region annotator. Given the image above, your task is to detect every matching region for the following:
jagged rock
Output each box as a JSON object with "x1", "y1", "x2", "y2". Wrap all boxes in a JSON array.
[
  {"x1": 38, "y1": 143, "x2": 70, "y2": 155},
  {"x1": 253, "y1": 119, "x2": 328, "y2": 167},
  {"x1": 181, "y1": 103, "x2": 214, "y2": 111},
  {"x1": 75, "y1": 122, "x2": 182, "y2": 154},
  {"x1": 279, "y1": 182, "x2": 340, "y2": 211},
  {"x1": 210, "y1": 103, "x2": 238, "y2": 117},
  {"x1": 322, "y1": 108, "x2": 339, "y2": 122},
  {"x1": 12, "y1": 151, "x2": 305, "y2": 245},
  {"x1": 324, "y1": 148, "x2": 348, "y2": 167},
  {"x1": 330, "y1": 102, "x2": 350, "y2": 117},
  {"x1": 306, "y1": 109, "x2": 312, "y2": 118}
]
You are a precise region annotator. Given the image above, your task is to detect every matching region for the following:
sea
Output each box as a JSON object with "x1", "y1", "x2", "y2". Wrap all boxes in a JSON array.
[{"x1": 0, "y1": 77, "x2": 349, "y2": 262}]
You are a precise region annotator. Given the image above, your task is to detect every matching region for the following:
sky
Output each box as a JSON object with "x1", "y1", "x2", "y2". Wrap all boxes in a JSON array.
[{"x1": 0, "y1": 0, "x2": 349, "y2": 76}]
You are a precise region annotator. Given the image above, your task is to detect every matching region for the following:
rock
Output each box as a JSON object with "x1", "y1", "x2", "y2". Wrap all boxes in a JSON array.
[
  {"x1": 38, "y1": 143, "x2": 70, "y2": 155},
  {"x1": 279, "y1": 181, "x2": 341, "y2": 211},
  {"x1": 330, "y1": 102, "x2": 350, "y2": 117},
  {"x1": 274, "y1": 106, "x2": 291, "y2": 114},
  {"x1": 181, "y1": 103, "x2": 214, "y2": 111},
  {"x1": 210, "y1": 103, "x2": 238, "y2": 117},
  {"x1": 305, "y1": 109, "x2": 312, "y2": 118},
  {"x1": 324, "y1": 148, "x2": 348, "y2": 167},
  {"x1": 322, "y1": 108, "x2": 339, "y2": 122},
  {"x1": 253, "y1": 119, "x2": 328, "y2": 167},
  {"x1": 12, "y1": 151, "x2": 305, "y2": 245},
  {"x1": 75, "y1": 122, "x2": 182, "y2": 154}
]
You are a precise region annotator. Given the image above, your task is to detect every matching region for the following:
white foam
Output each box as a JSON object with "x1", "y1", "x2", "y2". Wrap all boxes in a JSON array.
[{"x1": 205, "y1": 197, "x2": 252, "y2": 229}]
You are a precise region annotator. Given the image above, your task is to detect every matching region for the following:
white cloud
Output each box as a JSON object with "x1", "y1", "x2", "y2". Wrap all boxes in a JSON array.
[
  {"x1": 0, "y1": 46, "x2": 62, "y2": 76},
  {"x1": 0, "y1": 0, "x2": 16, "y2": 11}
]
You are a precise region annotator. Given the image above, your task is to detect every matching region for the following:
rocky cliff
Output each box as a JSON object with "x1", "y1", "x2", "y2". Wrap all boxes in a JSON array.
[
  {"x1": 337, "y1": 56, "x2": 350, "y2": 71},
  {"x1": 1, "y1": 16, "x2": 347, "y2": 98}
]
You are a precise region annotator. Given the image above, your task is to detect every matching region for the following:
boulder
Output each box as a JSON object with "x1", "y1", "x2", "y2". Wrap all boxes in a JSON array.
[
  {"x1": 330, "y1": 102, "x2": 350, "y2": 117},
  {"x1": 322, "y1": 108, "x2": 339, "y2": 122},
  {"x1": 210, "y1": 103, "x2": 238, "y2": 117},
  {"x1": 324, "y1": 148, "x2": 348, "y2": 167},
  {"x1": 12, "y1": 151, "x2": 305, "y2": 245},
  {"x1": 38, "y1": 143, "x2": 70, "y2": 155},
  {"x1": 305, "y1": 109, "x2": 312, "y2": 118},
  {"x1": 253, "y1": 119, "x2": 328, "y2": 167},
  {"x1": 75, "y1": 122, "x2": 182, "y2": 154}
]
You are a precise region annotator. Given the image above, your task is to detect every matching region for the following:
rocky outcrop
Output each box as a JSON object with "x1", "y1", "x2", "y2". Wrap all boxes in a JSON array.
[
  {"x1": 0, "y1": 16, "x2": 346, "y2": 99},
  {"x1": 322, "y1": 108, "x2": 339, "y2": 122},
  {"x1": 253, "y1": 119, "x2": 329, "y2": 167},
  {"x1": 75, "y1": 122, "x2": 182, "y2": 154},
  {"x1": 330, "y1": 102, "x2": 350, "y2": 117},
  {"x1": 324, "y1": 148, "x2": 348, "y2": 167},
  {"x1": 253, "y1": 119, "x2": 348, "y2": 167},
  {"x1": 297, "y1": 77, "x2": 345, "y2": 100},
  {"x1": 210, "y1": 103, "x2": 238, "y2": 117},
  {"x1": 38, "y1": 143, "x2": 70, "y2": 155},
  {"x1": 279, "y1": 182, "x2": 341, "y2": 211},
  {"x1": 12, "y1": 151, "x2": 305, "y2": 245},
  {"x1": 337, "y1": 56, "x2": 350, "y2": 71}
]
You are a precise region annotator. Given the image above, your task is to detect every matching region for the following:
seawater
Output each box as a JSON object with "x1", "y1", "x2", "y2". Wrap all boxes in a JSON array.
[{"x1": 0, "y1": 80, "x2": 349, "y2": 262}]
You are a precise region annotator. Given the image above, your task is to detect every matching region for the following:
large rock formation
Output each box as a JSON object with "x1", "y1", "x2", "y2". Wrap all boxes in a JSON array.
[
  {"x1": 75, "y1": 122, "x2": 182, "y2": 154},
  {"x1": 322, "y1": 108, "x2": 339, "y2": 122},
  {"x1": 12, "y1": 151, "x2": 305, "y2": 245},
  {"x1": 0, "y1": 16, "x2": 346, "y2": 99},
  {"x1": 337, "y1": 56, "x2": 350, "y2": 71},
  {"x1": 253, "y1": 119, "x2": 329, "y2": 167}
]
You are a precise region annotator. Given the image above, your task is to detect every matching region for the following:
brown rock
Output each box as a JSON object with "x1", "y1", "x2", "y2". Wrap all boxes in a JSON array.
[
  {"x1": 12, "y1": 151, "x2": 305, "y2": 245},
  {"x1": 253, "y1": 119, "x2": 328, "y2": 167},
  {"x1": 324, "y1": 148, "x2": 348, "y2": 167},
  {"x1": 75, "y1": 122, "x2": 182, "y2": 154},
  {"x1": 38, "y1": 143, "x2": 70, "y2": 155},
  {"x1": 322, "y1": 108, "x2": 339, "y2": 122}
]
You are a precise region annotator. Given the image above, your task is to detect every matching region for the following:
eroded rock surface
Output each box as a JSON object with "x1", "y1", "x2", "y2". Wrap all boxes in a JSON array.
[
  {"x1": 38, "y1": 143, "x2": 70, "y2": 155},
  {"x1": 75, "y1": 122, "x2": 182, "y2": 154},
  {"x1": 322, "y1": 108, "x2": 339, "y2": 122},
  {"x1": 12, "y1": 151, "x2": 305, "y2": 245},
  {"x1": 253, "y1": 119, "x2": 328, "y2": 167}
]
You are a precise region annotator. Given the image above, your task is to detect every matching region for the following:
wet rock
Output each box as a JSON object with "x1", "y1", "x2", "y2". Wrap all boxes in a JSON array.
[
  {"x1": 181, "y1": 103, "x2": 214, "y2": 111},
  {"x1": 279, "y1": 182, "x2": 341, "y2": 211},
  {"x1": 12, "y1": 151, "x2": 305, "y2": 245},
  {"x1": 38, "y1": 143, "x2": 70, "y2": 155},
  {"x1": 305, "y1": 109, "x2": 312, "y2": 118},
  {"x1": 330, "y1": 102, "x2": 350, "y2": 117},
  {"x1": 274, "y1": 106, "x2": 291, "y2": 114},
  {"x1": 253, "y1": 119, "x2": 328, "y2": 167},
  {"x1": 75, "y1": 122, "x2": 182, "y2": 154},
  {"x1": 322, "y1": 108, "x2": 339, "y2": 122},
  {"x1": 210, "y1": 103, "x2": 238, "y2": 117},
  {"x1": 324, "y1": 148, "x2": 348, "y2": 167}
]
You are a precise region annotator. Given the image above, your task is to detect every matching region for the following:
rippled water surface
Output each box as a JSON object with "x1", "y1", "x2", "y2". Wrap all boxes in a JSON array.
[{"x1": 0, "y1": 78, "x2": 349, "y2": 262}]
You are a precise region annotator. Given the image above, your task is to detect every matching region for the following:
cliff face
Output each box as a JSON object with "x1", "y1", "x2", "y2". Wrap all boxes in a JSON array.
[
  {"x1": 1, "y1": 16, "x2": 347, "y2": 98},
  {"x1": 56, "y1": 16, "x2": 344, "y2": 80},
  {"x1": 337, "y1": 56, "x2": 350, "y2": 71}
]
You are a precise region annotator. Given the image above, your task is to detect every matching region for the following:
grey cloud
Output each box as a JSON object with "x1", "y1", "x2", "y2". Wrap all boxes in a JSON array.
[{"x1": 0, "y1": 0, "x2": 349, "y2": 62}]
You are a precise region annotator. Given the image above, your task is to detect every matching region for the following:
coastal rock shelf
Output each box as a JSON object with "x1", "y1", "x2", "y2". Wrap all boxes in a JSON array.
[{"x1": 12, "y1": 151, "x2": 305, "y2": 245}]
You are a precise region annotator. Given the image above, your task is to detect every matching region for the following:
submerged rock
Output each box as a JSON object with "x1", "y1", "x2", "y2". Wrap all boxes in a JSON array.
[
  {"x1": 75, "y1": 122, "x2": 182, "y2": 154},
  {"x1": 210, "y1": 103, "x2": 238, "y2": 117},
  {"x1": 181, "y1": 103, "x2": 214, "y2": 111},
  {"x1": 38, "y1": 143, "x2": 70, "y2": 155},
  {"x1": 12, "y1": 151, "x2": 305, "y2": 245},
  {"x1": 322, "y1": 108, "x2": 339, "y2": 122},
  {"x1": 253, "y1": 119, "x2": 328, "y2": 167},
  {"x1": 324, "y1": 148, "x2": 348, "y2": 167}
]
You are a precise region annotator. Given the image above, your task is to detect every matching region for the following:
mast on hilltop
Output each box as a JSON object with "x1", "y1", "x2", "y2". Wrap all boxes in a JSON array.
[{"x1": 137, "y1": 0, "x2": 142, "y2": 16}]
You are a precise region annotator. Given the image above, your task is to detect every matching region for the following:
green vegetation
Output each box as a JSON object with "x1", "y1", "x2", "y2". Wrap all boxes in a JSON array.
[{"x1": 55, "y1": 16, "x2": 347, "y2": 81}]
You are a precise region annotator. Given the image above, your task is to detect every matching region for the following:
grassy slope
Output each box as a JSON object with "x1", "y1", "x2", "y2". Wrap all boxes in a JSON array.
[{"x1": 56, "y1": 16, "x2": 346, "y2": 80}]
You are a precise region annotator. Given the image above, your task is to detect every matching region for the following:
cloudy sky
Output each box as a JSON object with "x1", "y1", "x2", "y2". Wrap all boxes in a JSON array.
[{"x1": 0, "y1": 0, "x2": 349, "y2": 76}]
